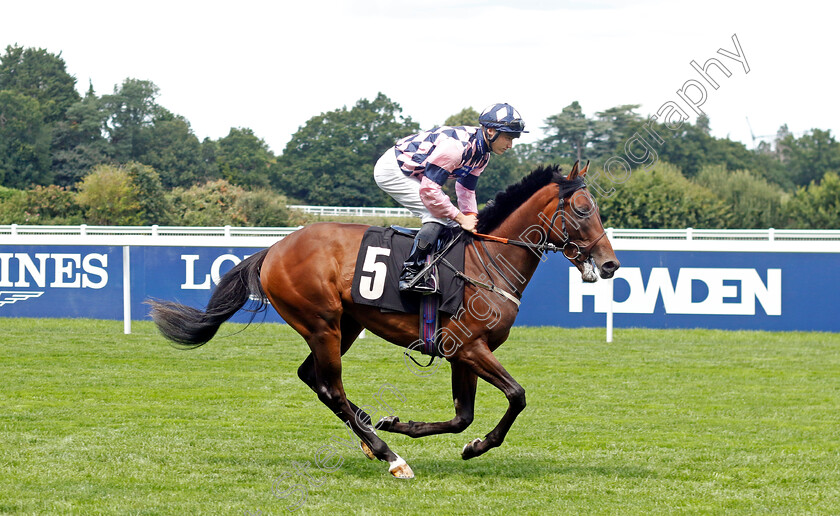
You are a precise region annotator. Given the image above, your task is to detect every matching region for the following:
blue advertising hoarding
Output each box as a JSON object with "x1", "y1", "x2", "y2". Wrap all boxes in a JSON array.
[
  {"x1": 135, "y1": 246, "x2": 284, "y2": 324},
  {"x1": 519, "y1": 250, "x2": 839, "y2": 332},
  {"x1": 0, "y1": 246, "x2": 283, "y2": 323},
  {"x1": 1, "y1": 243, "x2": 838, "y2": 332},
  {"x1": 0, "y1": 245, "x2": 123, "y2": 319}
]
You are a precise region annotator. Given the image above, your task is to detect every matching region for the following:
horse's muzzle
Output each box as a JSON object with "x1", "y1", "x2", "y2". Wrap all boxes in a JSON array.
[{"x1": 598, "y1": 259, "x2": 620, "y2": 279}]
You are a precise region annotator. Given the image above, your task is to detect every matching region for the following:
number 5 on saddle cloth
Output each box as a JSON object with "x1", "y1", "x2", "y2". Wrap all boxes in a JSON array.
[{"x1": 351, "y1": 226, "x2": 466, "y2": 358}]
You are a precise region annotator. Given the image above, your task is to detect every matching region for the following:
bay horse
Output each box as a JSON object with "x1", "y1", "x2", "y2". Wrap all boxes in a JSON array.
[{"x1": 148, "y1": 161, "x2": 619, "y2": 479}]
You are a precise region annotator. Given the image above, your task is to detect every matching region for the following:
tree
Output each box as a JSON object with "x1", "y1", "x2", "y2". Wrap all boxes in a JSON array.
[
  {"x1": 541, "y1": 101, "x2": 590, "y2": 162},
  {"x1": 696, "y1": 113, "x2": 711, "y2": 135},
  {"x1": 777, "y1": 129, "x2": 840, "y2": 187},
  {"x1": 694, "y1": 165, "x2": 786, "y2": 228},
  {"x1": 597, "y1": 161, "x2": 732, "y2": 229},
  {"x1": 0, "y1": 45, "x2": 80, "y2": 123},
  {"x1": 272, "y1": 93, "x2": 419, "y2": 206},
  {"x1": 590, "y1": 104, "x2": 643, "y2": 159},
  {"x1": 199, "y1": 137, "x2": 221, "y2": 181},
  {"x1": 165, "y1": 179, "x2": 292, "y2": 226},
  {"x1": 216, "y1": 127, "x2": 274, "y2": 189},
  {"x1": 233, "y1": 188, "x2": 293, "y2": 226},
  {"x1": 9, "y1": 185, "x2": 84, "y2": 225},
  {"x1": 783, "y1": 171, "x2": 840, "y2": 229},
  {"x1": 0, "y1": 185, "x2": 25, "y2": 223},
  {"x1": 0, "y1": 90, "x2": 52, "y2": 188},
  {"x1": 124, "y1": 161, "x2": 170, "y2": 224},
  {"x1": 167, "y1": 179, "x2": 249, "y2": 226},
  {"x1": 76, "y1": 163, "x2": 140, "y2": 224},
  {"x1": 50, "y1": 83, "x2": 111, "y2": 187},
  {"x1": 97, "y1": 79, "x2": 210, "y2": 188},
  {"x1": 444, "y1": 107, "x2": 480, "y2": 127},
  {"x1": 76, "y1": 162, "x2": 169, "y2": 225},
  {"x1": 139, "y1": 113, "x2": 204, "y2": 188},
  {"x1": 100, "y1": 78, "x2": 163, "y2": 162},
  {"x1": 650, "y1": 116, "x2": 754, "y2": 179}
]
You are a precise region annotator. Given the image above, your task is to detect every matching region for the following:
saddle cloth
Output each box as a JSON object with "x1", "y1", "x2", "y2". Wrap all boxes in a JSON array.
[{"x1": 351, "y1": 226, "x2": 466, "y2": 315}]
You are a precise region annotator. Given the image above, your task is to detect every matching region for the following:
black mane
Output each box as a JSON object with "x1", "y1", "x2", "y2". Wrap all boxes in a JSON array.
[{"x1": 476, "y1": 164, "x2": 567, "y2": 233}]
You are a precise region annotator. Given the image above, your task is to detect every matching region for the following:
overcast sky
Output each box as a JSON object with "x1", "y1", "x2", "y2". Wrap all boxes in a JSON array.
[{"x1": 4, "y1": 0, "x2": 837, "y2": 155}]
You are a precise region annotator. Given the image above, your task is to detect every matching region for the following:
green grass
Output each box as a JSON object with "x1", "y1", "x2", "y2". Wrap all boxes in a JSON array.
[{"x1": 1, "y1": 319, "x2": 839, "y2": 515}]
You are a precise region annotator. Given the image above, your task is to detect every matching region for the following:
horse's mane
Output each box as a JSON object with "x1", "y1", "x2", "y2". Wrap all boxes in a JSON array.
[{"x1": 476, "y1": 164, "x2": 566, "y2": 233}]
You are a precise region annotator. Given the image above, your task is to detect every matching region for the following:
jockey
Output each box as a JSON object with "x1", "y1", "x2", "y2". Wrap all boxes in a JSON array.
[{"x1": 374, "y1": 102, "x2": 527, "y2": 293}]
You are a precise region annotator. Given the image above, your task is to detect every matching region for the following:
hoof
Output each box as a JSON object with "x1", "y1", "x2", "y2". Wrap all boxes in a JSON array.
[
  {"x1": 462, "y1": 438, "x2": 482, "y2": 460},
  {"x1": 376, "y1": 415, "x2": 399, "y2": 432},
  {"x1": 360, "y1": 441, "x2": 376, "y2": 461},
  {"x1": 389, "y1": 459, "x2": 414, "y2": 480}
]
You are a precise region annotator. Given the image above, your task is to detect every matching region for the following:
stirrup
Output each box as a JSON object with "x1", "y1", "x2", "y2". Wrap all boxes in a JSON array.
[
  {"x1": 399, "y1": 256, "x2": 439, "y2": 294},
  {"x1": 400, "y1": 272, "x2": 438, "y2": 294},
  {"x1": 401, "y1": 284, "x2": 437, "y2": 294}
]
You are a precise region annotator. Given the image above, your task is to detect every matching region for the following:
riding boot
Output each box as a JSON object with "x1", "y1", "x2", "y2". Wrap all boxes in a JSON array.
[{"x1": 399, "y1": 222, "x2": 443, "y2": 293}]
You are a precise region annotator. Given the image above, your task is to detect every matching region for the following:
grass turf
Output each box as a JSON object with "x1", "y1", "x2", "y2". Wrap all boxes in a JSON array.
[{"x1": 0, "y1": 318, "x2": 838, "y2": 514}]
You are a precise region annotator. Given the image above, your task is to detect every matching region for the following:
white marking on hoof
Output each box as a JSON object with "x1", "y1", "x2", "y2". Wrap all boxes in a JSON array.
[
  {"x1": 463, "y1": 437, "x2": 482, "y2": 454},
  {"x1": 377, "y1": 415, "x2": 398, "y2": 428},
  {"x1": 359, "y1": 440, "x2": 376, "y2": 460},
  {"x1": 388, "y1": 455, "x2": 414, "y2": 479}
]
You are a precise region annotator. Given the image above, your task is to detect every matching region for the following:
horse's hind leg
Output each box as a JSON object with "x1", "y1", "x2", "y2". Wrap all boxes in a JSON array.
[
  {"x1": 377, "y1": 361, "x2": 478, "y2": 437},
  {"x1": 297, "y1": 354, "x2": 371, "y2": 425},
  {"x1": 300, "y1": 320, "x2": 414, "y2": 478},
  {"x1": 296, "y1": 317, "x2": 374, "y2": 442},
  {"x1": 337, "y1": 315, "x2": 380, "y2": 461}
]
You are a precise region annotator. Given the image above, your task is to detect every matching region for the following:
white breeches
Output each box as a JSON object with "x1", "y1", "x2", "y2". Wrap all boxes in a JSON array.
[{"x1": 373, "y1": 151, "x2": 455, "y2": 226}]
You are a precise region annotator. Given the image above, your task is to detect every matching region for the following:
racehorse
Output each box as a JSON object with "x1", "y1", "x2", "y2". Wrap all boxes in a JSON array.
[{"x1": 148, "y1": 161, "x2": 620, "y2": 479}]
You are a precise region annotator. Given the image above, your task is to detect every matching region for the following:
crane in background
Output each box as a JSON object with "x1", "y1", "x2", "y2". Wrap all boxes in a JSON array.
[{"x1": 746, "y1": 117, "x2": 776, "y2": 149}]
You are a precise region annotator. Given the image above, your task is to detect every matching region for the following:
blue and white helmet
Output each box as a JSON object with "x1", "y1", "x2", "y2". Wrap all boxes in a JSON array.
[{"x1": 479, "y1": 103, "x2": 528, "y2": 134}]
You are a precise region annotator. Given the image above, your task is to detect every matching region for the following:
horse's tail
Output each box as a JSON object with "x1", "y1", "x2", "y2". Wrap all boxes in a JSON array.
[{"x1": 147, "y1": 248, "x2": 270, "y2": 349}]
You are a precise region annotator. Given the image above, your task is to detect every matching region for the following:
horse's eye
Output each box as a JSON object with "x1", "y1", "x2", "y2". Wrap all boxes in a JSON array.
[{"x1": 572, "y1": 203, "x2": 593, "y2": 218}]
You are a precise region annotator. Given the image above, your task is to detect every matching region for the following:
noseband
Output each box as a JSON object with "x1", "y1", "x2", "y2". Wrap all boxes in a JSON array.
[{"x1": 546, "y1": 177, "x2": 607, "y2": 263}]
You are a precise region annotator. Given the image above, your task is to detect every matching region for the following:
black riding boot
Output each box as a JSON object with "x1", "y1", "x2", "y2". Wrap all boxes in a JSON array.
[{"x1": 399, "y1": 222, "x2": 443, "y2": 293}]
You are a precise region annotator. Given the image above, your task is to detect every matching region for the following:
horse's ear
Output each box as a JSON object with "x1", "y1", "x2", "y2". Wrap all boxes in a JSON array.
[
  {"x1": 568, "y1": 160, "x2": 580, "y2": 179},
  {"x1": 580, "y1": 160, "x2": 590, "y2": 177}
]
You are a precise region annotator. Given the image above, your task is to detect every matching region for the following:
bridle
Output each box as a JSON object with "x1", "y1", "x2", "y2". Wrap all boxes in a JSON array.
[{"x1": 545, "y1": 177, "x2": 607, "y2": 263}]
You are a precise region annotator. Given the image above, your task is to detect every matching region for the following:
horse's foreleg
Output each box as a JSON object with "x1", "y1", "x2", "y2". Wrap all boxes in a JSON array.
[
  {"x1": 377, "y1": 361, "x2": 478, "y2": 437},
  {"x1": 456, "y1": 342, "x2": 526, "y2": 460}
]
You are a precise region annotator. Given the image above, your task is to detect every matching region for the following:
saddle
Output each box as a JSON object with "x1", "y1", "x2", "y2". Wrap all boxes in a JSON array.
[{"x1": 351, "y1": 226, "x2": 466, "y2": 357}]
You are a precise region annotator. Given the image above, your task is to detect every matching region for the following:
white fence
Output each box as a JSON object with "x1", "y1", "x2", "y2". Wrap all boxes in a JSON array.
[
  {"x1": 606, "y1": 228, "x2": 840, "y2": 253},
  {"x1": 1, "y1": 224, "x2": 302, "y2": 247},
  {"x1": 288, "y1": 205, "x2": 413, "y2": 217},
  {"x1": 3, "y1": 224, "x2": 839, "y2": 251}
]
